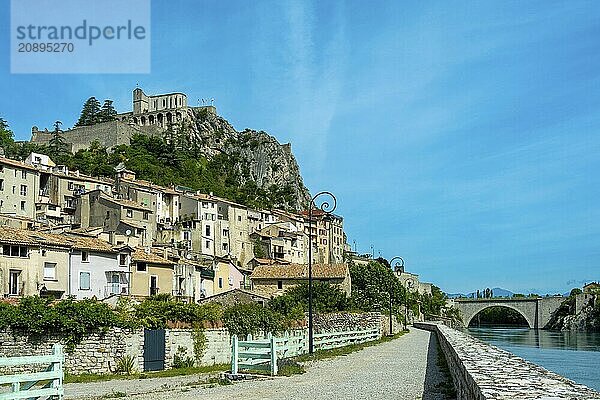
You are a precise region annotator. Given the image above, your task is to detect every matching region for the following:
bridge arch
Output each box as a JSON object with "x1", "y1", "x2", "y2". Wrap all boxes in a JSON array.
[{"x1": 466, "y1": 304, "x2": 532, "y2": 328}]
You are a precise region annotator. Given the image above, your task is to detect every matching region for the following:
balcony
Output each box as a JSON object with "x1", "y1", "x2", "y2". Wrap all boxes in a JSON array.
[{"x1": 104, "y1": 284, "x2": 129, "y2": 297}]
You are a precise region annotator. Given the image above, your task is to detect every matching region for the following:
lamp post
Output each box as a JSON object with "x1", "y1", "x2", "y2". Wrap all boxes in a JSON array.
[
  {"x1": 388, "y1": 256, "x2": 404, "y2": 335},
  {"x1": 307, "y1": 191, "x2": 337, "y2": 354}
]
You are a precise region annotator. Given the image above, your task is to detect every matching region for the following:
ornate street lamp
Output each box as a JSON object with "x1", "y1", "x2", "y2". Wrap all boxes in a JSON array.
[
  {"x1": 387, "y1": 256, "x2": 405, "y2": 335},
  {"x1": 307, "y1": 191, "x2": 337, "y2": 354}
]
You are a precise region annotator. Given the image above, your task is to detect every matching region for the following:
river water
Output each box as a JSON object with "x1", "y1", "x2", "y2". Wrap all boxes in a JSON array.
[{"x1": 466, "y1": 328, "x2": 600, "y2": 391}]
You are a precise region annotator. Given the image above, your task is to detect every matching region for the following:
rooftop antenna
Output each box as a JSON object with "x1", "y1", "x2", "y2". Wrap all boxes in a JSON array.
[{"x1": 210, "y1": 98, "x2": 214, "y2": 106}]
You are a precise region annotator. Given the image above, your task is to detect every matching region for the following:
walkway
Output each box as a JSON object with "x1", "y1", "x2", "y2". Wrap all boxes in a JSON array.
[{"x1": 65, "y1": 328, "x2": 454, "y2": 400}]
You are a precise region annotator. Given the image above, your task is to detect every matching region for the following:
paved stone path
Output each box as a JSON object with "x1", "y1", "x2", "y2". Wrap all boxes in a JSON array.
[{"x1": 66, "y1": 328, "x2": 453, "y2": 400}]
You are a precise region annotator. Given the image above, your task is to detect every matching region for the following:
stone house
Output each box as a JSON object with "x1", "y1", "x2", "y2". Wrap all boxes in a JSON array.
[
  {"x1": 198, "y1": 288, "x2": 269, "y2": 307},
  {"x1": 129, "y1": 247, "x2": 176, "y2": 297},
  {"x1": 250, "y1": 263, "x2": 351, "y2": 298},
  {"x1": 583, "y1": 282, "x2": 600, "y2": 294},
  {"x1": 76, "y1": 190, "x2": 155, "y2": 247},
  {"x1": 301, "y1": 210, "x2": 345, "y2": 264},
  {"x1": 0, "y1": 157, "x2": 39, "y2": 219},
  {"x1": 251, "y1": 221, "x2": 308, "y2": 265},
  {"x1": 0, "y1": 227, "x2": 71, "y2": 298},
  {"x1": 36, "y1": 164, "x2": 113, "y2": 225},
  {"x1": 212, "y1": 195, "x2": 254, "y2": 267},
  {"x1": 178, "y1": 193, "x2": 217, "y2": 258},
  {"x1": 114, "y1": 170, "x2": 181, "y2": 240}
]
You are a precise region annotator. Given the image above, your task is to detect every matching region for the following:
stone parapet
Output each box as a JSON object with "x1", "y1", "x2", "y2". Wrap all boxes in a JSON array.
[{"x1": 414, "y1": 322, "x2": 600, "y2": 400}]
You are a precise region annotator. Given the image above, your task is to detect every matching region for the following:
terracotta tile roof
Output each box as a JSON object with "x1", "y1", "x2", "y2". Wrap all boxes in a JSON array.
[
  {"x1": 99, "y1": 193, "x2": 153, "y2": 211},
  {"x1": 0, "y1": 157, "x2": 38, "y2": 172},
  {"x1": 64, "y1": 234, "x2": 116, "y2": 253},
  {"x1": 0, "y1": 227, "x2": 71, "y2": 247},
  {"x1": 250, "y1": 263, "x2": 348, "y2": 280},
  {"x1": 132, "y1": 247, "x2": 176, "y2": 265}
]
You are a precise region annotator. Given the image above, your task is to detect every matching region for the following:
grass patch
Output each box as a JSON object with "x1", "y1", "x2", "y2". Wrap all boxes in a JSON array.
[
  {"x1": 183, "y1": 376, "x2": 232, "y2": 389},
  {"x1": 64, "y1": 364, "x2": 229, "y2": 384},
  {"x1": 294, "y1": 330, "x2": 409, "y2": 363},
  {"x1": 102, "y1": 391, "x2": 127, "y2": 398}
]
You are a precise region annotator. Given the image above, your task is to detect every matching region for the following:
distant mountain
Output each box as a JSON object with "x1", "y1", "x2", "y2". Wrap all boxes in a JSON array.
[{"x1": 446, "y1": 287, "x2": 514, "y2": 299}]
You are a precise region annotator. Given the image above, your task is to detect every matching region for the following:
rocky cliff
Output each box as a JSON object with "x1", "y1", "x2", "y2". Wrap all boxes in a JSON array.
[
  {"x1": 182, "y1": 107, "x2": 311, "y2": 210},
  {"x1": 545, "y1": 294, "x2": 600, "y2": 332}
]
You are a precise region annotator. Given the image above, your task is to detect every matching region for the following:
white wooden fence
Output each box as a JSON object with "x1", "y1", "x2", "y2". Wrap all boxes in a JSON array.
[
  {"x1": 231, "y1": 327, "x2": 380, "y2": 375},
  {"x1": 0, "y1": 344, "x2": 64, "y2": 400},
  {"x1": 231, "y1": 335, "x2": 278, "y2": 376}
]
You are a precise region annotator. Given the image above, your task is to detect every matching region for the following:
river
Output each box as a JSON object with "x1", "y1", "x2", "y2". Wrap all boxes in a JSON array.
[{"x1": 466, "y1": 327, "x2": 600, "y2": 391}]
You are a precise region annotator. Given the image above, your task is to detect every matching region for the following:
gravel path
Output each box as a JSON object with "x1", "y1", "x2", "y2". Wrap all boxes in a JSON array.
[{"x1": 65, "y1": 327, "x2": 454, "y2": 400}]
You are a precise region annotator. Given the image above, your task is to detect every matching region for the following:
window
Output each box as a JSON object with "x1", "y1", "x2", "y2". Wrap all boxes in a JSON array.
[
  {"x1": 222, "y1": 243, "x2": 228, "y2": 251},
  {"x1": 218, "y1": 277, "x2": 223, "y2": 289},
  {"x1": 81, "y1": 251, "x2": 89, "y2": 262},
  {"x1": 237, "y1": 216, "x2": 242, "y2": 222},
  {"x1": 119, "y1": 254, "x2": 127, "y2": 267},
  {"x1": 12, "y1": 186, "x2": 15, "y2": 194},
  {"x1": 143, "y1": 211, "x2": 149, "y2": 220},
  {"x1": 205, "y1": 225, "x2": 210, "y2": 236},
  {"x1": 43, "y1": 262, "x2": 56, "y2": 280},
  {"x1": 20, "y1": 201, "x2": 25, "y2": 211},
  {"x1": 126, "y1": 209, "x2": 133, "y2": 218},
  {"x1": 150, "y1": 276, "x2": 159, "y2": 295},
  {"x1": 21, "y1": 171, "x2": 27, "y2": 179},
  {"x1": 205, "y1": 240, "x2": 210, "y2": 249},
  {"x1": 79, "y1": 272, "x2": 90, "y2": 290},
  {"x1": 277, "y1": 280, "x2": 283, "y2": 290},
  {"x1": 20, "y1": 185, "x2": 27, "y2": 196},
  {"x1": 48, "y1": 205, "x2": 57, "y2": 211},
  {"x1": 9, "y1": 270, "x2": 20, "y2": 295},
  {"x1": 2, "y1": 245, "x2": 28, "y2": 258},
  {"x1": 0, "y1": 179, "x2": 3, "y2": 191},
  {"x1": 223, "y1": 229, "x2": 229, "y2": 237},
  {"x1": 137, "y1": 262, "x2": 147, "y2": 272},
  {"x1": 68, "y1": 182, "x2": 74, "y2": 190}
]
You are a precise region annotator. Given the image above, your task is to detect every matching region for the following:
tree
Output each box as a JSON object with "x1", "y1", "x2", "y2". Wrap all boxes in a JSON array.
[
  {"x1": 268, "y1": 282, "x2": 350, "y2": 315},
  {"x1": 0, "y1": 117, "x2": 17, "y2": 157},
  {"x1": 98, "y1": 100, "x2": 117, "y2": 123},
  {"x1": 421, "y1": 285, "x2": 448, "y2": 316},
  {"x1": 75, "y1": 97, "x2": 102, "y2": 127},
  {"x1": 48, "y1": 121, "x2": 69, "y2": 163},
  {"x1": 349, "y1": 261, "x2": 407, "y2": 315}
]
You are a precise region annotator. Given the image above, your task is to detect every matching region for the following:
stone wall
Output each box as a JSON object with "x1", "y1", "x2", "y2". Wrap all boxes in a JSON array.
[
  {"x1": 0, "y1": 328, "x2": 144, "y2": 375},
  {"x1": 0, "y1": 312, "x2": 385, "y2": 376},
  {"x1": 414, "y1": 322, "x2": 600, "y2": 399},
  {"x1": 313, "y1": 312, "x2": 382, "y2": 335},
  {"x1": 165, "y1": 328, "x2": 232, "y2": 368}
]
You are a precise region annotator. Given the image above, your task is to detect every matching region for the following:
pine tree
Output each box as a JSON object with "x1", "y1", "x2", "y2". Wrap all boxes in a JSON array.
[
  {"x1": 75, "y1": 97, "x2": 102, "y2": 127},
  {"x1": 48, "y1": 120, "x2": 69, "y2": 162},
  {"x1": 98, "y1": 99, "x2": 117, "y2": 123}
]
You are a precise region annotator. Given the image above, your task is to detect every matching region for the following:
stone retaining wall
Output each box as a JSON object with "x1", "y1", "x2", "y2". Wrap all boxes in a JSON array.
[
  {"x1": 313, "y1": 312, "x2": 382, "y2": 335},
  {"x1": 0, "y1": 328, "x2": 144, "y2": 375},
  {"x1": 414, "y1": 322, "x2": 600, "y2": 400},
  {"x1": 0, "y1": 312, "x2": 385, "y2": 375}
]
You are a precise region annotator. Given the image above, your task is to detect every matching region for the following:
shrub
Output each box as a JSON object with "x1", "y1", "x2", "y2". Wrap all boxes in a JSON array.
[
  {"x1": 173, "y1": 346, "x2": 195, "y2": 368},
  {"x1": 114, "y1": 354, "x2": 136, "y2": 375}
]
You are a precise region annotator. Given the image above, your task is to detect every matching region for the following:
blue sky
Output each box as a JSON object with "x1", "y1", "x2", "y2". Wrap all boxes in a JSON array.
[{"x1": 1, "y1": 1, "x2": 599, "y2": 294}]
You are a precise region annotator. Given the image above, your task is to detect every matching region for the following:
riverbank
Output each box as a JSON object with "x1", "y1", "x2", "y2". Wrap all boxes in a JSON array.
[{"x1": 416, "y1": 322, "x2": 600, "y2": 399}]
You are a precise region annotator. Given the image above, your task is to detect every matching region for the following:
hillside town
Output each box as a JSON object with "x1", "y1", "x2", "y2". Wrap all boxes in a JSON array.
[{"x1": 0, "y1": 150, "x2": 432, "y2": 303}]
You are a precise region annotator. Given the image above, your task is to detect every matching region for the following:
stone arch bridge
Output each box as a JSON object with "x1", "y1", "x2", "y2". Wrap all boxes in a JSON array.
[{"x1": 453, "y1": 297, "x2": 565, "y2": 329}]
